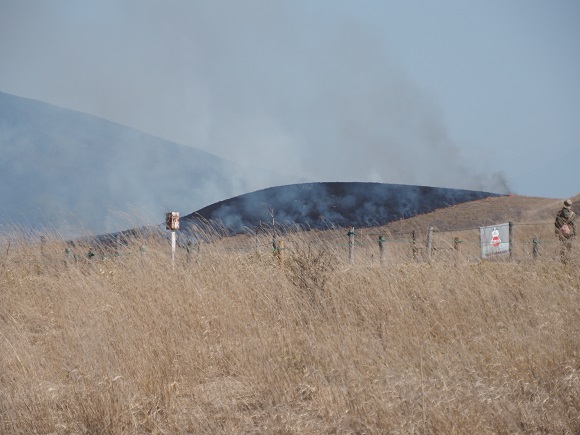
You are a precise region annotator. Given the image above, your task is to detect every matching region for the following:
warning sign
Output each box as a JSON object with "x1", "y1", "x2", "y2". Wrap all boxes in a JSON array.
[
  {"x1": 490, "y1": 227, "x2": 501, "y2": 247},
  {"x1": 480, "y1": 223, "x2": 510, "y2": 258}
]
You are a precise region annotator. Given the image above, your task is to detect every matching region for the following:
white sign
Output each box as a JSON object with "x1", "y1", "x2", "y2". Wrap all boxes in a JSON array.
[{"x1": 480, "y1": 223, "x2": 510, "y2": 258}]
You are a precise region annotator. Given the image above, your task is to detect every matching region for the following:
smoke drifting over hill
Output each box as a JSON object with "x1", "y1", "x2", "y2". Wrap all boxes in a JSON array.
[
  {"x1": 182, "y1": 182, "x2": 502, "y2": 235},
  {"x1": 0, "y1": 92, "x2": 295, "y2": 236},
  {"x1": 1, "y1": 2, "x2": 511, "y2": 196}
]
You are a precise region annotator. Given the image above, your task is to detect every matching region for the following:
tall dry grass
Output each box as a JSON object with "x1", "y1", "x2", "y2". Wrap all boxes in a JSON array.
[{"x1": 0, "y1": 226, "x2": 578, "y2": 434}]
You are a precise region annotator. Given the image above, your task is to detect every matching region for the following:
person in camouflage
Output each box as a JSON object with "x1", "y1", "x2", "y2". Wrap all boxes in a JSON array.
[{"x1": 555, "y1": 199, "x2": 576, "y2": 263}]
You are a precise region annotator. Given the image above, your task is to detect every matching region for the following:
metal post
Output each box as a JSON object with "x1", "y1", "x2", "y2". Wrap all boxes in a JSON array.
[
  {"x1": 270, "y1": 210, "x2": 277, "y2": 256},
  {"x1": 347, "y1": 227, "x2": 355, "y2": 264},
  {"x1": 509, "y1": 222, "x2": 514, "y2": 260}
]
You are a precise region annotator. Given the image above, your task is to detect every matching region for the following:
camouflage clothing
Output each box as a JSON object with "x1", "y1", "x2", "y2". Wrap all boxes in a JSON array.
[
  {"x1": 555, "y1": 206, "x2": 576, "y2": 239},
  {"x1": 555, "y1": 204, "x2": 576, "y2": 264}
]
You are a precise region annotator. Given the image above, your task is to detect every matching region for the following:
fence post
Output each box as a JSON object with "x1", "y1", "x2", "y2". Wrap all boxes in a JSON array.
[
  {"x1": 197, "y1": 239, "x2": 203, "y2": 259},
  {"x1": 347, "y1": 227, "x2": 355, "y2": 264},
  {"x1": 88, "y1": 248, "x2": 95, "y2": 271},
  {"x1": 115, "y1": 234, "x2": 121, "y2": 256},
  {"x1": 509, "y1": 222, "x2": 514, "y2": 260},
  {"x1": 453, "y1": 237, "x2": 462, "y2": 253},
  {"x1": 378, "y1": 235, "x2": 385, "y2": 266},
  {"x1": 276, "y1": 240, "x2": 285, "y2": 267},
  {"x1": 532, "y1": 238, "x2": 539, "y2": 259},
  {"x1": 171, "y1": 230, "x2": 176, "y2": 270},
  {"x1": 426, "y1": 227, "x2": 434, "y2": 261},
  {"x1": 185, "y1": 240, "x2": 193, "y2": 262},
  {"x1": 166, "y1": 212, "x2": 180, "y2": 270},
  {"x1": 412, "y1": 230, "x2": 418, "y2": 262},
  {"x1": 40, "y1": 235, "x2": 46, "y2": 257},
  {"x1": 270, "y1": 210, "x2": 277, "y2": 257},
  {"x1": 64, "y1": 247, "x2": 71, "y2": 268}
]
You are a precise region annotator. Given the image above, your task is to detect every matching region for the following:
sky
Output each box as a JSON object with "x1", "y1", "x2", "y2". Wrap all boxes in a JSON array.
[{"x1": 1, "y1": 0, "x2": 579, "y2": 199}]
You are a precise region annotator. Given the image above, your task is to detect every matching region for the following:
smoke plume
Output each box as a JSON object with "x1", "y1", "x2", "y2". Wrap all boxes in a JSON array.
[{"x1": 0, "y1": 1, "x2": 511, "y2": 197}]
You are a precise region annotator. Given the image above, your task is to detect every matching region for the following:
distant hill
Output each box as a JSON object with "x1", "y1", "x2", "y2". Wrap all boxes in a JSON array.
[
  {"x1": 181, "y1": 182, "x2": 503, "y2": 235},
  {"x1": 83, "y1": 185, "x2": 579, "y2": 252},
  {"x1": 0, "y1": 92, "x2": 289, "y2": 236},
  {"x1": 384, "y1": 192, "x2": 580, "y2": 234}
]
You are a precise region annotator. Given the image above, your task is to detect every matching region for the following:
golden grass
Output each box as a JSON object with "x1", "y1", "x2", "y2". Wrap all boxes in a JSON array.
[{"x1": 0, "y1": 226, "x2": 579, "y2": 434}]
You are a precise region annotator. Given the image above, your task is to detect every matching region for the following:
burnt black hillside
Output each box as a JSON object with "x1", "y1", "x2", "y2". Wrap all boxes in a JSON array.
[{"x1": 182, "y1": 182, "x2": 502, "y2": 234}]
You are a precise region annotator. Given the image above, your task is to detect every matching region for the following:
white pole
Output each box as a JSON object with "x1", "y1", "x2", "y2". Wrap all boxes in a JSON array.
[{"x1": 171, "y1": 230, "x2": 176, "y2": 270}]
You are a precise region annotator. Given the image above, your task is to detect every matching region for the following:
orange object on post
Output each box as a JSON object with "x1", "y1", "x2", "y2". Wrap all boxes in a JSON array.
[{"x1": 166, "y1": 212, "x2": 180, "y2": 230}]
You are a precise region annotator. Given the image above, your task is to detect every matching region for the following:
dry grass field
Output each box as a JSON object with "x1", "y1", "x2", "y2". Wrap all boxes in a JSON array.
[{"x1": 0, "y1": 194, "x2": 579, "y2": 434}]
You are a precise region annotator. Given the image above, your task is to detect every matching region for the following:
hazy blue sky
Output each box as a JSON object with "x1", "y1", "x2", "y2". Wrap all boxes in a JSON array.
[{"x1": 1, "y1": 0, "x2": 579, "y2": 198}]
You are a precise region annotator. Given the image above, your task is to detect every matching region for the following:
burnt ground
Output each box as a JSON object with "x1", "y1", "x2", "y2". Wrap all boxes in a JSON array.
[{"x1": 181, "y1": 182, "x2": 502, "y2": 235}]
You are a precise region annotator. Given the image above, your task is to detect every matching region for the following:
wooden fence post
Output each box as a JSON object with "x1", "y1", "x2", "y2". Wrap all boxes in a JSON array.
[
  {"x1": 347, "y1": 227, "x2": 355, "y2": 264},
  {"x1": 276, "y1": 240, "x2": 285, "y2": 267},
  {"x1": 509, "y1": 222, "x2": 514, "y2": 260},
  {"x1": 197, "y1": 239, "x2": 203, "y2": 259},
  {"x1": 88, "y1": 248, "x2": 95, "y2": 271},
  {"x1": 378, "y1": 235, "x2": 385, "y2": 266},
  {"x1": 453, "y1": 237, "x2": 462, "y2": 253},
  {"x1": 532, "y1": 238, "x2": 539, "y2": 259},
  {"x1": 64, "y1": 247, "x2": 71, "y2": 268},
  {"x1": 185, "y1": 240, "x2": 193, "y2": 262},
  {"x1": 426, "y1": 227, "x2": 434, "y2": 261},
  {"x1": 412, "y1": 230, "x2": 418, "y2": 262},
  {"x1": 40, "y1": 235, "x2": 46, "y2": 255}
]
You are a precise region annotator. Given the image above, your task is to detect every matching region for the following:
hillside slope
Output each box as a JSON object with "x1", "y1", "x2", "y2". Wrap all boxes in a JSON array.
[
  {"x1": 181, "y1": 182, "x2": 502, "y2": 234},
  {"x1": 382, "y1": 193, "x2": 580, "y2": 234},
  {"x1": 0, "y1": 92, "x2": 289, "y2": 236}
]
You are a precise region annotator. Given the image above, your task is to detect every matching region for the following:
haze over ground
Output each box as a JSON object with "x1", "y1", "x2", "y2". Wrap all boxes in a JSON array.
[{"x1": 1, "y1": 1, "x2": 579, "y2": 199}]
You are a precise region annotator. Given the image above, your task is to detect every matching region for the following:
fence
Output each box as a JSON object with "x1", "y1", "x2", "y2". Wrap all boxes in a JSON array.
[
  {"x1": 325, "y1": 222, "x2": 572, "y2": 264},
  {"x1": 2, "y1": 220, "x2": 575, "y2": 270},
  {"x1": 187, "y1": 220, "x2": 573, "y2": 265}
]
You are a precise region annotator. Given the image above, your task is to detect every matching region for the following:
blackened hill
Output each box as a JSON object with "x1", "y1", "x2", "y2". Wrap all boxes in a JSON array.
[{"x1": 182, "y1": 182, "x2": 502, "y2": 234}]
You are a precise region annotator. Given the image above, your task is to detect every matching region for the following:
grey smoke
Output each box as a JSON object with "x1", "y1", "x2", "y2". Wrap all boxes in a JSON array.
[
  {"x1": 1, "y1": 1, "x2": 510, "y2": 196},
  {"x1": 0, "y1": 91, "x2": 296, "y2": 236}
]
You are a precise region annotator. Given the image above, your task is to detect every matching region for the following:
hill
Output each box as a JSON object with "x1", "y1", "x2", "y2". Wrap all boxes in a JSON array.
[
  {"x1": 100, "y1": 185, "x2": 580, "y2": 247},
  {"x1": 171, "y1": 190, "x2": 578, "y2": 266},
  {"x1": 181, "y1": 182, "x2": 502, "y2": 235},
  {"x1": 0, "y1": 92, "x2": 290, "y2": 236},
  {"x1": 385, "y1": 193, "x2": 580, "y2": 234}
]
